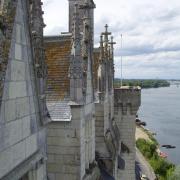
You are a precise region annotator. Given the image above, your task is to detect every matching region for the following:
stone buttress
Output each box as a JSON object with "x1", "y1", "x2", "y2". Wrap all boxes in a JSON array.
[
  {"x1": 45, "y1": 0, "x2": 100, "y2": 180},
  {"x1": 94, "y1": 25, "x2": 119, "y2": 179},
  {"x1": 0, "y1": 0, "x2": 47, "y2": 179},
  {"x1": 94, "y1": 24, "x2": 141, "y2": 180}
]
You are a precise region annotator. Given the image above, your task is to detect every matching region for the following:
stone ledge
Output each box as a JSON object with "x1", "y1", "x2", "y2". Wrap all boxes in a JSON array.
[{"x1": 1, "y1": 151, "x2": 44, "y2": 180}]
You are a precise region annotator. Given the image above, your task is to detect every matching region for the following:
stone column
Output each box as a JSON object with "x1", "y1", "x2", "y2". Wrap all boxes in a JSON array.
[{"x1": 114, "y1": 87, "x2": 141, "y2": 180}]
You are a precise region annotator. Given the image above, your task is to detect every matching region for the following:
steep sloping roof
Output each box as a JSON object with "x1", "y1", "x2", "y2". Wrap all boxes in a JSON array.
[
  {"x1": 44, "y1": 35, "x2": 72, "y2": 121},
  {"x1": 44, "y1": 35, "x2": 71, "y2": 101}
]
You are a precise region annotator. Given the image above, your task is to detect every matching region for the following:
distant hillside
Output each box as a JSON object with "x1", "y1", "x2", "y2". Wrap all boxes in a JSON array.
[{"x1": 114, "y1": 79, "x2": 170, "y2": 89}]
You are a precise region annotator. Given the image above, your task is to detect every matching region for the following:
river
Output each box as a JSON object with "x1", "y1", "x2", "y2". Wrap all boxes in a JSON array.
[{"x1": 138, "y1": 84, "x2": 180, "y2": 165}]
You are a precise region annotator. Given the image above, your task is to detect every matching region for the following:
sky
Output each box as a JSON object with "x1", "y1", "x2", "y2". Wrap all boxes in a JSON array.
[{"x1": 42, "y1": 0, "x2": 180, "y2": 79}]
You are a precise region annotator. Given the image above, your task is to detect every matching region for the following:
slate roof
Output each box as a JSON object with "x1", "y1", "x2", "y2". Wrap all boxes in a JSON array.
[
  {"x1": 47, "y1": 100, "x2": 71, "y2": 122},
  {"x1": 44, "y1": 35, "x2": 71, "y2": 101},
  {"x1": 44, "y1": 35, "x2": 72, "y2": 122},
  {"x1": 44, "y1": 35, "x2": 100, "y2": 122}
]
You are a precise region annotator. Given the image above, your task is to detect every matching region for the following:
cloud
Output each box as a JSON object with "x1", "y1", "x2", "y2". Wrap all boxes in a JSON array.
[{"x1": 42, "y1": 0, "x2": 180, "y2": 79}]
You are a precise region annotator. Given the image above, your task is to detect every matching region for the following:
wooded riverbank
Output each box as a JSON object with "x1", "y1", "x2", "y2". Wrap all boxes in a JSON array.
[{"x1": 114, "y1": 79, "x2": 170, "y2": 89}]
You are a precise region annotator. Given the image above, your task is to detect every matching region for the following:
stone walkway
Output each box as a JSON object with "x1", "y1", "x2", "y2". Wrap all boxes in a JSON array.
[{"x1": 136, "y1": 148, "x2": 156, "y2": 180}]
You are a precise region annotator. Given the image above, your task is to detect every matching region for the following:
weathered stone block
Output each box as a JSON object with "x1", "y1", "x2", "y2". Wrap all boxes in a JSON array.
[
  {"x1": 25, "y1": 133, "x2": 38, "y2": 157},
  {"x1": 47, "y1": 146, "x2": 80, "y2": 155},
  {"x1": 37, "y1": 164, "x2": 45, "y2": 180},
  {"x1": 29, "y1": 96, "x2": 36, "y2": 114},
  {"x1": 0, "y1": 147, "x2": 13, "y2": 179},
  {"x1": 71, "y1": 107, "x2": 83, "y2": 120},
  {"x1": 15, "y1": 43, "x2": 22, "y2": 60},
  {"x1": 47, "y1": 154, "x2": 55, "y2": 163},
  {"x1": 9, "y1": 81, "x2": 27, "y2": 99},
  {"x1": 56, "y1": 173, "x2": 77, "y2": 180},
  {"x1": 5, "y1": 99, "x2": 16, "y2": 122},
  {"x1": 63, "y1": 165, "x2": 80, "y2": 174},
  {"x1": 12, "y1": 140, "x2": 26, "y2": 167},
  {"x1": 6, "y1": 119, "x2": 22, "y2": 146},
  {"x1": 16, "y1": 23, "x2": 21, "y2": 44},
  {"x1": 22, "y1": 116, "x2": 31, "y2": 139},
  {"x1": 47, "y1": 163, "x2": 63, "y2": 173},
  {"x1": 47, "y1": 128, "x2": 75, "y2": 138},
  {"x1": 47, "y1": 137, "x2": 80, "y2": 147},
  {"x1": 16, "y1": 97, "x2": 30, "y2": 118},
  {"x1": 48, "y1": 173, "x2": 55, "y2": 180},
  {"x1": 10, "y1": 60, "x2": 25, "y2": 81}
]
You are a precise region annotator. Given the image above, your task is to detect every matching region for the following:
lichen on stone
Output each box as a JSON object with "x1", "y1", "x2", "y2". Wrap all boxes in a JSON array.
[{"x1": 0, "y1": 0, "x2": 17, "y2": 103}]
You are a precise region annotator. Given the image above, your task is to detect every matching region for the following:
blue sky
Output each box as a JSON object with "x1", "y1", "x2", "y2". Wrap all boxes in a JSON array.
[{"x1": 42, "y1": 0, "x2": 180, "y2": 79}]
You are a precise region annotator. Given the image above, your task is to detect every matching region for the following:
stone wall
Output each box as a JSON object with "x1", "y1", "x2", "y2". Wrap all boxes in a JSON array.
[
  {"x1": 114, "y1": 87, "x2": 141, "y2": 180},
  {"x1": 0, "y1": 0, "x2": 47, "y2": 179},
  {"x1": 47, "y1": 105, "x2": 85, "y2": 180}
]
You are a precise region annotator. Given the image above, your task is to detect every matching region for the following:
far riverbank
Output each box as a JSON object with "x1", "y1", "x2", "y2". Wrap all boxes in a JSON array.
[{"x1": 114, "y1": 79, "x2": 170, "y2": 89}]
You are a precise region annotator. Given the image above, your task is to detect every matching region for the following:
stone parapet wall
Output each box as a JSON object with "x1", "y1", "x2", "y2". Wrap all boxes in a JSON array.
[
  {"x1": 114, "y1": 87, "x2": 141, "y2": 180},
  {"x1": 114, "y1": 87, "x2": 141, "y2": 115}
]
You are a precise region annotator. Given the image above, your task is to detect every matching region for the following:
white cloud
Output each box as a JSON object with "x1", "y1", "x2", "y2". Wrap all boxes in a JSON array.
[{"x1": 42, "y1": 0, "x2": 180, "y2": 79}]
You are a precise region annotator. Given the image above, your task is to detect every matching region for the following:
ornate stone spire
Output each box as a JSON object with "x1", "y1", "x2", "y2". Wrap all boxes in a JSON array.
[
  {"x1": 80, "y1": 0, "x2": 96, "y2": 102},
  {"x1": 69, "y1": 4, "x2": 83, "y2": 103},
  {"x1": 102, "y1": 24, "x2": 111, "y2": 60},
  {"x1": 29, "y1": 0, "x2": 48, "y2": 123},
  {"x1": 68, "y1": 0, "x2": 81, "y2": 32},
  {"x1": 99, "y1": 35, "x2": 104, "y2": 63},
  {"x1": 109, "y1": 36, "x2": 116, "y2": 60},
  {"x1": 72, "y1": 4, "x2": 81, "y2": 57},
  {"x1": 109, "y1": 36, "x2": 116, "y2": 74}
]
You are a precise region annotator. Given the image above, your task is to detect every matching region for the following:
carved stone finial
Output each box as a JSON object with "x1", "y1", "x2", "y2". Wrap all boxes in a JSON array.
[
  {"x1": 29, "y1": 0, "x2": 48, "y2": 124},
  {"x1": 69, "y1": 3, "x2": 83, "y2": 103},
  {"x1": 74, "y1": 3, "x2": 78, "y2": 15},
  {"x1": 108, "y1": 45, "x2": 111, "y2": 60},
  {"x1": 109, "y1": 36, "x2": 116, "y2": 60},
  {"x1": 71, "y1": 3, "x2": 81, "y2": 71},
  {"x1": 72, "y1": 3, "x2": 80, "y2": 45},
  {"x1": 105, "y1": 24, "x2": 108, "y2": 33},
  {"x1": 102, "y1": 24, "x2": 111, "y2": 59}
]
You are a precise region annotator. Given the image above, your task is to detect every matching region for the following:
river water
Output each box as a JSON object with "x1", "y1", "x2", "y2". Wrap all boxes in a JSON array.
[{"x1": 138, "y1": 84, "x2": 180, "y2": 165}]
